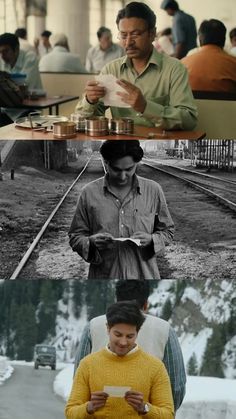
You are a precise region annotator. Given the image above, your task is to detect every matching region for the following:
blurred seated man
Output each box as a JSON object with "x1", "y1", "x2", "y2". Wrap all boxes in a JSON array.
[
  {"x1": 0, "y1": 32, "x2": 43, "y2": 124},
  {"x1": 85, "y1": 26, "x2": 124, "y2": 73},
  {"x1": 34, "y1": 30, "x2": 52, "y2": 58},
  {"x1": 15, "y1": 28, "x2": 35, "y2": 53},
  {"x1": 229, "y1": 28, "x2": 236, "y2": 57},
  {"x1": 76, "y1": 2, "x2": 197, "y2": 131},
  {"x1": 39, "y1": 33, "x2": 87, "y2": 73},
  {"x1": 181, "y1": 19, "x2": 236, "y2": 93},
  {"x1": 66, "y1": 301, "x2": 174, "y2": 419}
]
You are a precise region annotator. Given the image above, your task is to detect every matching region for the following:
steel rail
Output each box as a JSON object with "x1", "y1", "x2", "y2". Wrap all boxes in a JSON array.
[
  {"x1": 144, "y1": 157, "x2": 236, "y2": 185},
  {"x1": 10, "y1": 155, "x2": 98, "y2": 280},
  {"x1": 142, "y1": 160, "x2": 236, "y2": 213}
]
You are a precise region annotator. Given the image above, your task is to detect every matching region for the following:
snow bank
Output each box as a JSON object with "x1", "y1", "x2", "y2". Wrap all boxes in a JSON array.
[{"x1": 0, "y1": 356, "x2": 14, "y2": 385}]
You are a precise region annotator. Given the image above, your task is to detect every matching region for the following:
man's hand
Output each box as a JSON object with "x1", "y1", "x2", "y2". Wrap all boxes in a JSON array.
[
  {"x1": 86, "y1": 391, "x2": 108, "y2": 414},
  {"x1": 116, "y1": 79, "x2": 147, "y2": 113},
  {"x1": 125, "y1": 390, "x2": 145, "y2": 413},
  {"x1": 131, "y1": 232, "x2": 153, "y2": 247},
  {"x1": 85, "y1": 81, "x2": 106, "y2": 104},
  {"x1": 90, "y1": 233, "x2": 114, "y2": 250}
]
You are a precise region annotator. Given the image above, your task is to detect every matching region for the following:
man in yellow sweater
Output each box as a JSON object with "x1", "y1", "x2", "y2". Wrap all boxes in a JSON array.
[{"x1": 65, "y1": 301, "x2": 174, "y2": 419}]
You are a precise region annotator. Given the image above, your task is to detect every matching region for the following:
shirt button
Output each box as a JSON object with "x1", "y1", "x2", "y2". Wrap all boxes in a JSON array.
[{"x1": 121, "y1": 210, "x2": 124, "y2": 214}]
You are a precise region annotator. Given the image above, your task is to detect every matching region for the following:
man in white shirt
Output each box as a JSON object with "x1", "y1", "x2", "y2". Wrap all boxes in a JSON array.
[
  {"x1": 39, "y1": 32, "x2": 87, "y2": 73},
  {"x1": 86, "y1": 26, "x2": 124, "y2": 73}
]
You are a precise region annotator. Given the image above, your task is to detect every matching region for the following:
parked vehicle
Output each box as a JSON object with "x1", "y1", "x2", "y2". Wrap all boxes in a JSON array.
[{"x1": 34, "y1": 344, "x2": 56, "y2": 370}]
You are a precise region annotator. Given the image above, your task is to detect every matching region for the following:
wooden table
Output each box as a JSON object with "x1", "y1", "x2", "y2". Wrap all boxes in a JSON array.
[
  {"x1": 5, "y1": 95, "x2": 79, "y2": 115},
  {"x1": 0, "y1": 124, "x2": 206, "y2": 141}
]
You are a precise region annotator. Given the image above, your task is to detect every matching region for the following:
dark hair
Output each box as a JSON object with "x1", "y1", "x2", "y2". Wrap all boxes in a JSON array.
[
  {"x1": 229, "y1": 27, "x2": 236, "y2": 40},
  {"x1": 198, "y1": 19, "x2": 226, "y2": 48},
  {"x1": 15, "y1": 28, "x2": 27, "y2": 39},
  {"x1": 161, "y1": 27, "x2": 172, "y2": 37},
  {"x1": 97, "y1": 26, "x2": 111, "y2": 39},
  {"x1": 100, "y1": 140, "x2": 143, "y2": 163},
  {"x1": 41, "y1": 30, "x2": 52, "y2": 38},
  {"x1": 161, "y1": 0, "x2": 179, "y2": 11},
  {"x1": 115, "y1": 280, "x2": 150, "y2": 308},
  {"x1": 0, "y1": 33, "x2": 19, "y2": 50},
  {"x1": 106, "y1": 301, "x2": 145, "y2": 331},
  {"x1": 116, "y1": 2, "x2": 156, "y2": 31}
]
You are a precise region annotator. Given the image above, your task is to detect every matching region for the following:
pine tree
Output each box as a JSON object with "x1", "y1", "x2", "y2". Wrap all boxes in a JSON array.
[
  {"x1": 86, "y1": 281, "x2": 115, "y2": 320},
  {"x1": 15, "y1": 303, "x2": 37, "y2": 361},
  {"x1": 72, "y1": 280, "x2": 86, "y2": 318},
  {"x1": 160, "y1": 298, "x2": 172, "y2": 321},
  {"x1": 37, "y1": 281, "x2": 57, "y2": 342},
  {"x1": 200, "y1": 326, "x2": 225, "y2": 378},
  {"x1": 187, "y1": 352, "x2": 198, "y2": 375}
]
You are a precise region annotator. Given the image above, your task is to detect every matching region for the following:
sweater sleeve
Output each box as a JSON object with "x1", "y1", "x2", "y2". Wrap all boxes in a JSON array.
[
  {"x1": 146, "y1": 362, "x2": 174, "y2": 419},
  {"x1": 65, "y1": 359, "x2": 92, "y2": 419}
]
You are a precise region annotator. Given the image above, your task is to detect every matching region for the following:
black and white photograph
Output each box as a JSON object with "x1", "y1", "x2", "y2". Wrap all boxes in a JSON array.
[{"x1": 1, "y1": 139, "x2": 236, "y2": 280}]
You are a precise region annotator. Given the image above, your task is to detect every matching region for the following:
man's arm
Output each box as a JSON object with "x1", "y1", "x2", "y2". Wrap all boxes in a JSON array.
[
  {"x1": 74, "y1": 323, "x2": 92, "y2": 376},
  {"x1": 152, "y1": 184, "x2": 174, "y2": 254},
  {"x1": 162, "y1": 326, "x2": 186, "y2": 411},
  {"x1": 68, "y1": 190, "x2": 102, "y2": 264}
]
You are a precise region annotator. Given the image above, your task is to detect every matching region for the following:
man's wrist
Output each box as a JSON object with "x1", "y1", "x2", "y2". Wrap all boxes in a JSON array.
[
  {"x1": 139, "y1": 402, "x2": 150, "y2": 415},
  {"x1": 85, "y1": 94, "x2": 97, "y2": 105}
]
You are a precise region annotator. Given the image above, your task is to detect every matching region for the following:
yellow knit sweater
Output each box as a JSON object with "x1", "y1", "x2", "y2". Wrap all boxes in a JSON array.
[{"x1": 65, "y1": 347, "x2": 174, "y2": 419}]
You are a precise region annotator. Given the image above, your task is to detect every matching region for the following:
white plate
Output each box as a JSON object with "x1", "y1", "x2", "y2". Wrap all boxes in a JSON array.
[{"x1": 15, "y1": 115, "x2": 68, "y2": 130}]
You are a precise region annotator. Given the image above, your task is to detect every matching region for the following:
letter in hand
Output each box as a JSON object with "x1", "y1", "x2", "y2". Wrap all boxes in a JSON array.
[
  {"x1": 85, "y1": 80, "x2": 106, "y2": 104},
  {"x1": 87, "y1": 391, "x2": 109, "y2": 414},
  {"x1": 131, "y1": 232, "x2": 152, "y2": 247},
  {"x1": 116, "y1": 79, "x2": 146, "y2": 113},
  {"x1": 90, "y1": 232, "x2": 114, "y2": 250},
  {"x1": 125, "y1": 390, "x2": 145, "y2": 414}
]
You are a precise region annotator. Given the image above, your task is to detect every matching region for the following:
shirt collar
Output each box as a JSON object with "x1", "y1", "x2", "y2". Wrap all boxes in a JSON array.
[
  {"x1": 103, "y1": 173, "x2": 141, "y2": 194},
  {"x1": 120, "y1": 47, "x2": 163, "y2": 71},
  {"x1": 106, "y1": 343, "x2": 139, "y2": 356}
]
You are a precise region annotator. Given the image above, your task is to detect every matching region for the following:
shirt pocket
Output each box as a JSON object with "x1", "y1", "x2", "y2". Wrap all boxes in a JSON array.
[{"x1": 125, "y1": 209, "x2": 157, "y2": 235}]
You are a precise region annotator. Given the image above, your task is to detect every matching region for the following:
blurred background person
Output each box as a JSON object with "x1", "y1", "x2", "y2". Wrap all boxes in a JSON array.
[
  {"x1": 34, "y1": 30, "x2": 52, "y2": 58},
  {"x1": 160, "y1": 0, "x2": 197, "y2": 59},
  {"x1": 229, "y1": 27, "x2": 236, "y2": 56},
  {"x1": 181, "y1": 19, "x2": 236, "y2": 93},
  {"x1": 14, "y1": 28, "x2": 35, "y2": 53},
  {"x1": 85, "y1": 26, "x2": 124, "y2": 73},
  {"x1": 0, "y1": 32, "x2": 42, "y2": 125},
  {"x1": 39, "y1": 32, "x2": 87, "y2": 73},
  {"x1": 153, "y1": 27, "x2": 174, "y2": 55}
]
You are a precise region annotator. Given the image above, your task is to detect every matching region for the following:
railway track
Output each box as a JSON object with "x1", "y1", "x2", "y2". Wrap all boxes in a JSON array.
[
  {"x1": 9, "y1": 154, "x2": 105, "y2": 280},
  {"x1": 5, "y1": 153, "x2": 236, "y2": 280},
  {"x1": 143, "y1": 158, "x2": 236, "y2": 212}
]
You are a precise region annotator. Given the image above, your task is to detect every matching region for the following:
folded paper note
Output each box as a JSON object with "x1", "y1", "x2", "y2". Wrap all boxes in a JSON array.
[
  {"x1": 95, "y1": 74, "x2": 131, "y2": 108},
  {"x1": 112, "y1": 237, "x2": 141, "y2": 246},
  {"x1": 103, "y1": 385, "x2": 131, "y2": 397}
]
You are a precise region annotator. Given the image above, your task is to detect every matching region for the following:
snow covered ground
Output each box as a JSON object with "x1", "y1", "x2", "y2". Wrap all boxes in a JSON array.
[{"x1": 0, "y1": 356, "x2": 14, "y2": 386}]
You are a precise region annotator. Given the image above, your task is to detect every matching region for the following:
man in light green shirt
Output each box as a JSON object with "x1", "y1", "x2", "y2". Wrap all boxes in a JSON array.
[{"x1": 76, "y1": 2, "x2": 197, "y2": 130}]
